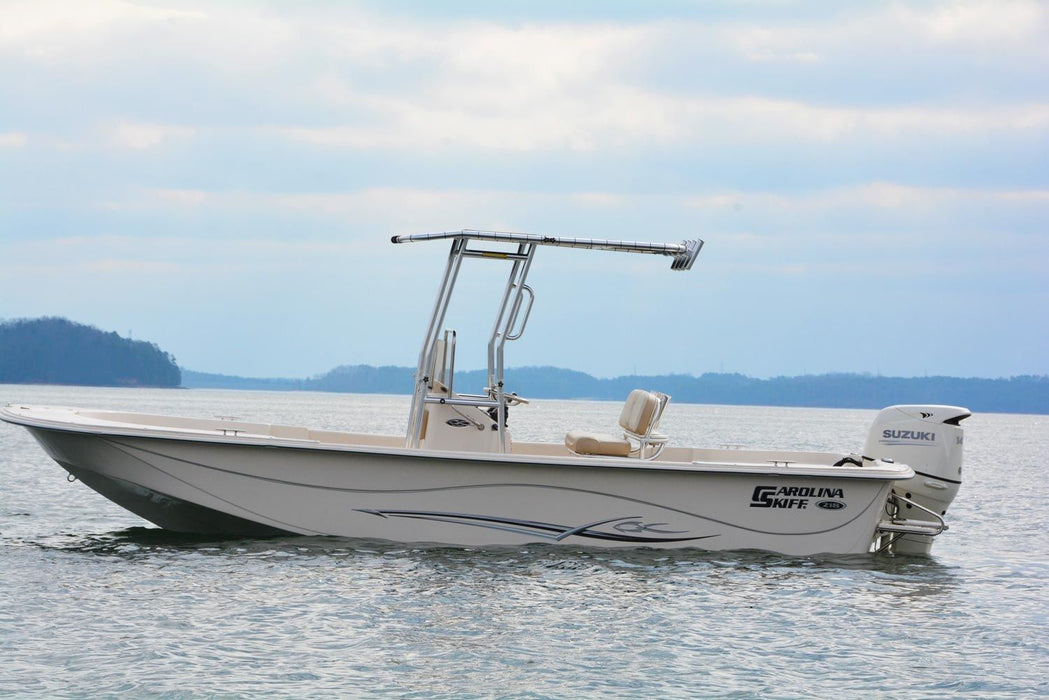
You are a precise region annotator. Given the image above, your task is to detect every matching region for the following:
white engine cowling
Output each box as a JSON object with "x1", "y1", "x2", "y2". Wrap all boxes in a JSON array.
[{"x1": 863, "y1": 404, "x2": 970, "y2": 555}]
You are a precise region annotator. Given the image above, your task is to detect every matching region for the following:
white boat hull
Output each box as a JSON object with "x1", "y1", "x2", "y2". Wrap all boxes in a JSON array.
[{"x1": 7, "y1": 406, "x2": 904, "y2": 555}]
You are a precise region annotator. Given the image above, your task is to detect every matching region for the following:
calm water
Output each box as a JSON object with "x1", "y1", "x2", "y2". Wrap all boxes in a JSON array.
[{"x1": 1, "y1": 385, "x2": 1046, "y2": 698}]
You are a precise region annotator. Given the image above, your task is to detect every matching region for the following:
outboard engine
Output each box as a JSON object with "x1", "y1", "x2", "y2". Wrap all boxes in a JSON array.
[{"x1": 863, "y1": 405, "x2": 970, "y2": 555}]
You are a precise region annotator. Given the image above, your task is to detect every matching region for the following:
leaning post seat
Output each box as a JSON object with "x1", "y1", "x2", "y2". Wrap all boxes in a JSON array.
[{"x1": 565, "y1": 389, "x2": 671, "y2": 460}]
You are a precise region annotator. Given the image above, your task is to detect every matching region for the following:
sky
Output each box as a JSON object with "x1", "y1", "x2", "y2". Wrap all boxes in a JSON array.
[{"x1": 1, "y1": 0, "x2": 1047, "y2": 380}]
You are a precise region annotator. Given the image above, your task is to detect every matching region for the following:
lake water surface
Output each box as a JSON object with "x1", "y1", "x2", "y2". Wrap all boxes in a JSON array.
[{"x1": 1, "y1": 385, "x2": 1046, "y2": 698}]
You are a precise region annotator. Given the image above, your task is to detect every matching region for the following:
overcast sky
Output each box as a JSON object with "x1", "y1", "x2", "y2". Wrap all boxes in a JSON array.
[{"x1": 2, "y1": 0, "x2": 1046, "y2": 380}]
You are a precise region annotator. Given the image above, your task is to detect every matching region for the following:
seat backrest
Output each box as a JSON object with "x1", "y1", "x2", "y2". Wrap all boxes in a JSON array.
[{"x1": 619, "y1": 389, "x2": 661, "y2": 436}]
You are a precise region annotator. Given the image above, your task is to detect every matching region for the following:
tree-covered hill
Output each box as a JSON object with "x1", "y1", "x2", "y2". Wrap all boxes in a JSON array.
[
  {"x1": 181, "y1": 364, "x2": 1049, "y2": 414},
  {"x1": 0, "y1": 317, "x2": 181, "y2": 387}
]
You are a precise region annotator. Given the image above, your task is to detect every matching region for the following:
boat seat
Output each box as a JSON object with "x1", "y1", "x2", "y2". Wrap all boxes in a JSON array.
[
  {"x1": 565, "y1": 389, "x2": 671, "y2": 460},
  {"x1": 564, "y1": 430, "x2": 631, "y2": 457}
]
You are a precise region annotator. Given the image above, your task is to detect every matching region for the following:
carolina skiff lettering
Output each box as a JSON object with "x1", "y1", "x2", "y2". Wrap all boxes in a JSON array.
[{"x1": 749, "y1": 485, "x2": 845, "y2": 509}]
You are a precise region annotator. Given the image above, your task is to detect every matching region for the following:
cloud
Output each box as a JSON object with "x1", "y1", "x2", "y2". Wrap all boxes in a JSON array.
[
  {"x1": 0, "y1": 0, "x2": 207, "y2": 64},
  {"x1": 148, "y1": 188, "x2": 209, "y2": 207},
  {"x1": 996, "y1": 190, "x2": 1049, "y2": 202},
  {"x1": 891, "y1": 0, "x2": 1046, "y2": 44},
  {"x1": 682, "y1": 183, "x2": 1049, "y2": 212},
  {"x1": 106, "y1": 122, "x2": 196, "y2": 150},
  {"x1": 117, "y1": 180, "x2": 1049, "y2": 222},
  {"x1": 0, "y1": 132, "x2": 28, "y2": 147},
  {"x1": 5, "y1": 2, "x2": 1047, "y2": 155},
  {"x1": 0, "y1": 233, "x2": 382, "y2": 290},
  {"x1": 275, "y1": 93, "x2": 1049, "y2": 153}
]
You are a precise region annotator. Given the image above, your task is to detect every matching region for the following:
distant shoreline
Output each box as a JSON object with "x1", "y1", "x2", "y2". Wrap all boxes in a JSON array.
[{"x1": 180, "y1": 366, "x2": 1049, "y2": 415}]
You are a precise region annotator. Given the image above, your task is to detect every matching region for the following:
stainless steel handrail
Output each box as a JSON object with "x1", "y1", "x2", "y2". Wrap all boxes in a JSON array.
[{"x1": 877, "y1": 492, "x2": 948, "y2": 537}]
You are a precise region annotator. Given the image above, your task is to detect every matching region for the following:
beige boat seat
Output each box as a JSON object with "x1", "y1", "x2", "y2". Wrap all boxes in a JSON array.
[{"x1": 565, "y1": 389, "x2": 671, "y2": 460}]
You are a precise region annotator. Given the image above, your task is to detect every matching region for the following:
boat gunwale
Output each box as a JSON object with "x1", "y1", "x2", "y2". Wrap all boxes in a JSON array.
[{"x1": 2, "y1": 404, "x2": 916, "y2": 482}]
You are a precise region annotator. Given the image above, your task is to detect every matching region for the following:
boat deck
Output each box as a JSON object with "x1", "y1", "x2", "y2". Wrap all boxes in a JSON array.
[{"x1": 3, "y1": 404, "x2": 908, "y2": 477}]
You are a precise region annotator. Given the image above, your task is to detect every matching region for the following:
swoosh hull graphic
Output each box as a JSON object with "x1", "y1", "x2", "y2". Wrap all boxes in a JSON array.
[{"x1": 356, "y1": 509, "x2": 715, "y2": 544}]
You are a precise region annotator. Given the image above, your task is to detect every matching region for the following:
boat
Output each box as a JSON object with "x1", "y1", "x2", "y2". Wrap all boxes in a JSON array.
[{"x1": 1, "y1": 230, "x2": 969, "y2": 555}]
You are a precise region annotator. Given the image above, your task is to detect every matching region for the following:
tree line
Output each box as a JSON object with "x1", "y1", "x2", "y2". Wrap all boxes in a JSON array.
[
  {"x1": 0, "y1": 317, "x2": 181, "y2": 387},
  {"x1": 182, "y1": 364, "x2": 1049, "y2": 414}
]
